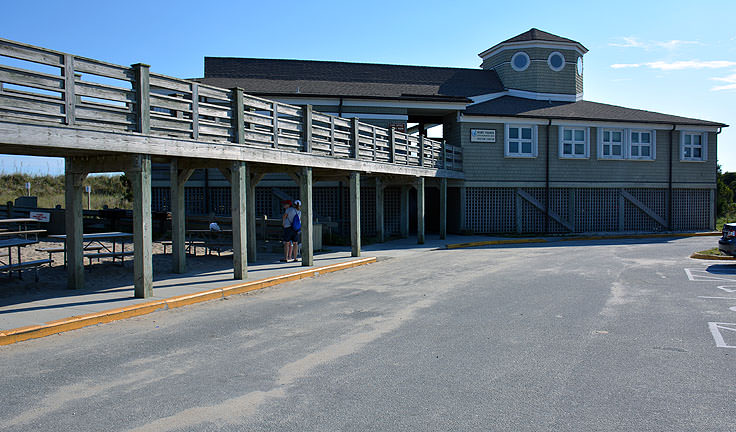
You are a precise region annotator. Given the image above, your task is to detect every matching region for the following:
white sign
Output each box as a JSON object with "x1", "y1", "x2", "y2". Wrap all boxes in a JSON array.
[
  {"x1": 29, "y1": 211, "x2": 50, "y2": 223},
  {"x1": 470, "y1": 129, "x2": 496, "y2": 143}
]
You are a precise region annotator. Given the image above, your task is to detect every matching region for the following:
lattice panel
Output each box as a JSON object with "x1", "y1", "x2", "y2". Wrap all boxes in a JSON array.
[
  {"x1": 465, "y1": 188, "x2": 515, "y2": 233},
  {"x1": 673, "y1": 189, "x2": 711, "y2": 231},
  {"x1": 254, "y1": 187, "x2": 273, "y2": 218},
  {"x1": 384, "y1": 187, "x2": 401, "y2": 235},
  {"x1": 573, "y1": 188, "x2": 619, "y2": 232},
  {"x1": 209, "y1": 187, "x2": 231, "y2": 216},
  {"x1": 185, "y1": 187, "x2": 205, "y2": 215},
  {"x1": 549, "y1": 188, "x2": 571, "y2": 233},
  {"x1": 518, "y1": 188, "x2": 571, "y2": 233},
  {"x1": 151, "y1": 187, "x2": 170, "y2": 212},
  {"x1": 360, "y1": 187, "x2": 377, "y2": 237},
  {"x1": 624, "y1": 188, "x2": 667, "y2": 232}
]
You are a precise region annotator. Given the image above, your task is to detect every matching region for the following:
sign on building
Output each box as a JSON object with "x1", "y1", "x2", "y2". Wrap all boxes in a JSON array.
[{"x1": 470, "y1": 129, "x2": 496, "y2": 143}]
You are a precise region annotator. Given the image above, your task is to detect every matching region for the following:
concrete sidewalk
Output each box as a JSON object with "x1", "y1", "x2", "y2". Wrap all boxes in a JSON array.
[{"x1": 0, "y1": 234, "x2": 487, "y2": 334}]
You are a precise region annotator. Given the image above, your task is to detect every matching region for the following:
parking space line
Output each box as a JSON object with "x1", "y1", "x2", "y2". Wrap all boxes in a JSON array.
[{"x1": 707, "y1": 322, "x2": 736, "y2": 348}]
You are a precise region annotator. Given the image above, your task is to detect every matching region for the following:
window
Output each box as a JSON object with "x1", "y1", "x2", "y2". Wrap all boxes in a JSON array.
[
  {"x1": 629, "y1": 130, "x2": 655, "y2": 160},
  {"x1": 681, "y1": 131, "x2": 708, "y2": 161},
  {"x1": 599, "y1": 128, "x2": 624, "y2": 159},
  {"x1": 505, "y1": 124, "x2": 537, "y2": 157},
  {"x1": 548, "y1": 52, "x2": 565, "y2": 72},
  {"x1": 576, "y1": 57, "x2": 583, "y2": 76},
  {"x1": 511, "y1": 52, "x2": 530, "y2": 72},
  {"x1": 559, "y1": 127, "x2": 589, "y2": 158}
]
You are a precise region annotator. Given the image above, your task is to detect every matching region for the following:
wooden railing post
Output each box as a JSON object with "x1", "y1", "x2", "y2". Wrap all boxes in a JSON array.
[
  {"x1": 63, "y1": 54, "x2": 76, "y2": 126},
  {"x1": 191, "y1": 83, "x2": 199, "y2": 140},
  {"x1": 372, "y1": 126, "x2": 377, "y2": 161},
  {"x1": 441, "y1": 140, "x2": 447, "y2": 169},
  {"x1": 389, "y1": 128, "x2": 396, "y2": 163},
  {"x1": 272, "y1": 101, "x2": 279, "y2": 148},
  {"x1": 231, "y1": 87, "x2": 245, "y2": 145},
  {"x1": 132, "y1": 63, "x2": 150, "y2": 134},
  {"x1": 303, "y1": 104, "x2": 313, "y2": 153},
  {"x1": 330, "y1": 116, "x2": 336, "y2": 156},
  {"x1": 419, "y1": 135, "x2": 425, "y2": 167},
  {"x1": 351, "y1": 117, "x2": 360, "y2": 160}
]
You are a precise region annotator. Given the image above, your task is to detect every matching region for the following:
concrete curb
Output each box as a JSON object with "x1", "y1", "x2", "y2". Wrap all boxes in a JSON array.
[
  {"x1": 445, "y1": 232, "x2": 721, "y2": 250},
  {"x1": 690, "y1": 253, "x2": 736, "y2": 261},
  {"x1": 0, "y1": 257, "x2": 377, "y2": 346}
]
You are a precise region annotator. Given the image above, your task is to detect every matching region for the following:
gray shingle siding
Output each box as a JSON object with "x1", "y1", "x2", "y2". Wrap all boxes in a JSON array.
[
  {"x1": 456, "y1": 121, "x2": 717, "y2": 187},
  {"x1": 481, "y1": 48, "x2": 580, "y2": 95}
]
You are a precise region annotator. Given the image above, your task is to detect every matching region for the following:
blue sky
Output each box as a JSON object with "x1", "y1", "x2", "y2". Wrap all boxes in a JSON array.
[{"x1": 1, "y1": 0, "x2": 735, "y2": 173}]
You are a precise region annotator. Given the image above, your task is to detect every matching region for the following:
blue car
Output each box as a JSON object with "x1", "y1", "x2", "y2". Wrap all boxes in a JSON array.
[{"x1": 718, "y1": 223, "x2": 736, "y2": 256}]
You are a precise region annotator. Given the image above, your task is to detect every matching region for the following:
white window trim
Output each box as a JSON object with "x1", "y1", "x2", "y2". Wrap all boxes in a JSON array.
[
  {"x1": 505, "y1": 124, "x2": 538, "y2": 158},
  {"x1": 628, "y1": 129, "x2": 656, "y2": 161},
  {"x1": 559, "y1": 126, "x2": 590, "y2": 159},
  {"x1": 511, "y1": 52, "x2": 530, "y2": 72},
  {"x1": 548, "y1": 51, "x2": 566, "y2": 72},
  {"x1": 597, "y1": 128, "x2": 626, "y2": 160},
  {"x1": 680, "y1": 131, "x2": 708, "y2": 162}
]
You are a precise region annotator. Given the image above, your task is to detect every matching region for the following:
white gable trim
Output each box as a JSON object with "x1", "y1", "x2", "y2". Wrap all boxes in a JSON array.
[
  {"x1": 458, "y1": 115, "x2": 720, "y2": 131},
  {"x1": 468, "y1": 89, "x2": 583, "y2": 105}
]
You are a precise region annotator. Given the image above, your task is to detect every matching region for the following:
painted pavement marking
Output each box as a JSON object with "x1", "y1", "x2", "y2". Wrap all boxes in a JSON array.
[{"x1": 707, "y1": 322, "x2": 736, "y2": 348}]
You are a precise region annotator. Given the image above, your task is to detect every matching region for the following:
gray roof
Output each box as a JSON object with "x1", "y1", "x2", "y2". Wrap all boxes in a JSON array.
[
  {"x1": 463, "y1": 96, "x2": 727, "y2": 127},
  {"x1": 199, "y1": 58, "x2": 505, "y2": 102},
  {"x1": 479, "y1": 28, "x2": 589, "y2": 57}
]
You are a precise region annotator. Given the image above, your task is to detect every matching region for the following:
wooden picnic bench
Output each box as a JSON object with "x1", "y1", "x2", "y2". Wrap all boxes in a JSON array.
[
  {"x1": 36, "y1": 245, "x2": 104, "y2": 263},
  {"x1": 0, "y1": 258, "x2": 51, "y2": 281},
  {"x1": 0, "y1": 229, "x2": 47, "y2": 238},
  {"x1": 85, "y1": 250, "x2": 134, "y2": 266},
  {"x1": 161, "y1": 240, "x2": 207, "y2": 256}
]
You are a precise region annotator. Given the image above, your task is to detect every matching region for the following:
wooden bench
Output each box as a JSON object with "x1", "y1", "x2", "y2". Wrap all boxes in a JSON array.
[
  {"x1": 161, "y1": 240, "x2": 207, "y2": 256},
  {"x1": 85, "y1": 250, "x2": 134, "y2": 266},
  {"x1": 36, "y1": 245, "x2": 104, "y2": 263},
  {"x1": 204, "y1": 242, "x2": 232, "y2": 256},
  {"x1": 0, "y1": 258, "x2": 52, "y2": 281}
]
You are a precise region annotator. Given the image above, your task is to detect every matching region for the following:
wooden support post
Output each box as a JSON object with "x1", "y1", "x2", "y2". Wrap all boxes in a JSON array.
[
  {"x1": 417, "y1": 177, "x2": 425, "y2": 244},
  {"x1": 351, "y1": 117, "x2": 360, "y2": 160},
  {"x1": 419, "y1": 135, "x2": 425, "y2": 167},
  {"x1": 400, "y1": 185, "x2": 409, "y2": 238},
  {"x1": 63, "y1": 54, "x2": 76, "y2": 126},
  {"x1": 375, "y1": 177, "x2": 385, "y2": 243},
  {"x1": 618, "y1": 188, "x2": 626, "y2": 232},
  {"x1": 459, "y1": 186, "x2": 467, "y2": 232},
  {"x1": 132, "y1": 63, "x2": 150, "y2": 134},
  {"x1": 129, "y1": 155, "x2": 153, "y2": 298},
  {"x1": 299, "y1": 167, "x2": 314, "y2": 266},
  {"x1": 569, "y1": 188, "x2": 576, "y2": 232},
  {"x1": 389, "y1": 128, "x2": 396, "y2": 163},
  {"x1": 247, "y1": 172, "x2": 263, "y2": 263},
  {"x1": 439, "y1": 177, "x2": 447, "y2": 240},
  {"x1": 303, "y1": 105, "x2": 313, "y2": 153},
  {"x1": 191, "y1": 83, "x2": 199, "y2": 140},
  {"x1": 231, "y1": 87, "x2": 245, "y2": 145},
  {"x1": 64, "y1": 159, "x2": 86, "y2": 290},
  {"x1": 170, "y1": 160, "x2": 193, "y2": 274},
  {"x1": 515, "y1": 188, "x2": 523, "y2": 234},
  {"x1": 349, "y1": 172, "x2": 361, "y2": 257},
  {"x1": 272, "y1": 102, "x2": 279, "y2": 149},
  {"x1": 231, "y1": 161, "x2": 247, "y2": 279},
  {"x1": 330, "y1": 117, "x2": 336, "y2": 156}
]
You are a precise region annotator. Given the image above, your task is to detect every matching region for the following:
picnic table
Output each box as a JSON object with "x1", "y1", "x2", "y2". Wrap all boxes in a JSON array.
[
  {"x1": 0, "y1": 218, "x2": 46, "y2": 240},
  {"x1": 186, "y1": 229, "x2": 233, "y2": 256},
  {"x1": 0, "y1": 237, "x2": 49, "y2": 280},
  {"x1": 47, "y1": 232, "x2": 134, "y2": 266}
]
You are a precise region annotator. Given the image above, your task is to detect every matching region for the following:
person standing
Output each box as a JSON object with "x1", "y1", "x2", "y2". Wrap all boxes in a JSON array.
[
  {"x1": 281, "y1": 200, "x2": 298, "y2": 262},
  {"x1": 291, "y1": 200, "x2": 302, "y2": 261}
]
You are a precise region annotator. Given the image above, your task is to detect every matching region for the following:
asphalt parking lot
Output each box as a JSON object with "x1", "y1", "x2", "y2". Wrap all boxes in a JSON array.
[{"x1": 1, "y1": 236, "x2": 734, "y2": 431}]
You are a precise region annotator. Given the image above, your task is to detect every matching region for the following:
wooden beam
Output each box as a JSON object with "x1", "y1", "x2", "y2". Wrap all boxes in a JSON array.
[
  {"x1": 217, "y1": 167, "x2": 232, "y2": 184},
  {"x1": 299, "y1": 167, "x2": 314, "y2": 266},
  {"x1": 170, "y1": 159, "x2": 193, "y2": 274},
  {"x1": 517, "y1": 189, "x2": 573, "y2": 231},
  {"x1": 247, "y1": 171, "x2": 264, "y2": 263},
  {"x1": 64, "y1": 158, "x2": 86, "y2": 290},
  {"x1": 191, "y1": 83, "x2": 199, "y2": 140},
  {"x1": 351, "y1": 117, "x2": 360, "y2": 160},
  {"x1": 621, "y1": 189, "x2": 667, "y2": 227},
  {"x1": 132, "y1": 63, "x2": 150, "y2": 134},
  {"x1": 349, "y1": 171, "x2": 361, "y2": 257},
  {"x1": 231, "y1": 161, "x2": 247, "y2": 279},
  {"x1": 128, "y1": 154, "x2": 153, "y2": 298},
  {"x1": 439, "y1": 177, "x2": 447, "y2": 240},
  {"x1": 231, "y1": 88, "x2": 245, "y2": 145},
  {"x1": 63, "y1": 54, "x2": 76, "y2": 126},
  {"x1": 417, "y1": 177, "x2": 425, "y2": 244},
  {"x1": 400, "y1": 185, "x2": 409, "y2": 238},
  {"x1": 303, "y1": 105, "x2": 312, "y2": 153},
  {"x1": 375, "y1": 177, "x2": 385, "y2": 243}
]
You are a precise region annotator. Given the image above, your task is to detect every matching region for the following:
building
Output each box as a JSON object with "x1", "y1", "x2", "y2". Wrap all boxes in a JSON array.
[{"x1": 152, "y1": 28, "x2": 727, "y2": 235}]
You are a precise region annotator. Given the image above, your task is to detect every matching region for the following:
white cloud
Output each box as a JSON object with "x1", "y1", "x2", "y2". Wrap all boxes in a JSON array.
[
  {"x1": 611, "y1": 60, "x2": 736, "y2": 71},
  {"x1": 711, "y1": 73, "x2": 736, "y2": 91},
  {"x1": 609, "y1": 36, "x2": 701, "y2": 50}
]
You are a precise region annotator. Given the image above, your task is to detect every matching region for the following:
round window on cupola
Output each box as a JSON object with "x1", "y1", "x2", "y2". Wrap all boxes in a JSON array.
[
  {"x1": 548, "y1": 52, "x2": 565, "y2": 71},
  {"x1": 511, "y1": 52, "x2": 530, "y2": 71},
  {"x1": 576, "y1": 57, "x2": 583, "y2": 76}
]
